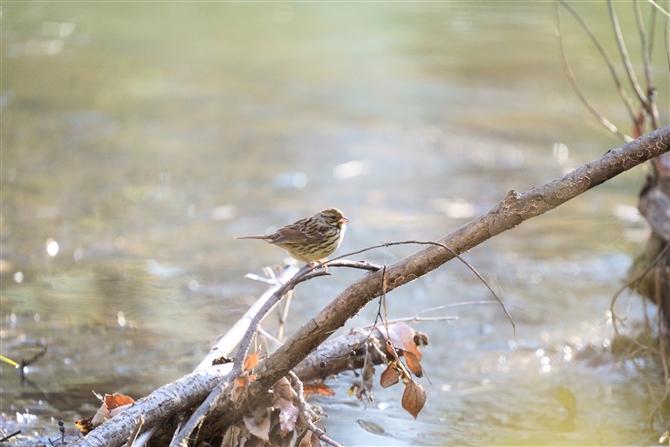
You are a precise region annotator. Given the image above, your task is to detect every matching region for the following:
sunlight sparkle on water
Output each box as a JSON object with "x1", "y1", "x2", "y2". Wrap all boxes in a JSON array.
[
  {"x1": 46, "y1": 238, "x2": 59, "y2": 256},
  {"x1": 333, "y1": 160, "x2": 363, "y2": 180}
]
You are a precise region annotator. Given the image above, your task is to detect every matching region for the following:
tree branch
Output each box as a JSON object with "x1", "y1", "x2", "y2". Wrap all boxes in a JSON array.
[
  {"x1": 196, "y1": 126, "x2": 670, "y2": 439},
  {"x1": 70, "y1": 126, "x2": 670, "y2": 446}
]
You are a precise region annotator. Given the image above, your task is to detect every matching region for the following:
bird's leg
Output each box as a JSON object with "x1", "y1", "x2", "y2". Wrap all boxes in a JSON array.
[{"x1": 307, "y1": 258, "x2": 328, "y2": 273}]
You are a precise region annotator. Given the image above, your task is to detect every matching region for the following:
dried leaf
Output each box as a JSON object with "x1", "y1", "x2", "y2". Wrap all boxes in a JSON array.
[
  {"x1": 362, "y1": 356, "x2": 375, "y2": 392},
  {"x1": 104, "y1": 393, "x2": 135, "y2": 410},
  {"x1": 303, "y1": 382, "x2": 335, "y2": 397},
  {"x1": 402, "y1": 350, "x2": 423, "y2": 378},
  {"x1": 273, "y1": 376, "x2": 294, "y2": 401},
  {"x1": 243, "y1": 413, "x2": 271, "y2": 442},
  {"x1": 88, "y1": 393, "x2": 135, "y2": 426},
  {"x1": 276, "y1": 398, "x2": 299, "y2": 436},
  {"x1": 401, "y1": 380, "x2": 426, "y2": 419},
  {"x1": 299, "y1": 430, "x2": 322, "y2": 447},
  {"x1": 380, "y1": 364, "x2": 401, "y2": 388},
  {"x1": 389, "y1": 323, "x2": 422, "y2": 360},
  {"x1": 385, "y1": 340, "x2": 399, "y2": 360},
  {"x1": 236, "y1": 374, "x2": 257, "y2": 389},
  {"x1": 244, "y1": 351, "x2": 260, "y2": 371},
  {"x1": 74, "y1": 416, "x2": 95, "y2": 435},
  {"x1": 413, "y1": 332, "x2": 429, "y2": 348}
]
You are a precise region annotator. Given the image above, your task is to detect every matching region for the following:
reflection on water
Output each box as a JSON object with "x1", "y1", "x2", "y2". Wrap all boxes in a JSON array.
[{"x1": 1, "y1": 1, "x2": 667, "y2": 444}]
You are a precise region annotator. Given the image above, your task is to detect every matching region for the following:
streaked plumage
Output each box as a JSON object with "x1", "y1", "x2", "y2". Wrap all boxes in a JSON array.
[{"x1": 235, "y1": 208, "x2": 349, "y2": 262}]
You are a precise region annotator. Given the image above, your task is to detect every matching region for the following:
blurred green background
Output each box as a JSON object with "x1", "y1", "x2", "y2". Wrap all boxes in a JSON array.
[{"x1": 1, "y1": 1, "x2": 668, "y2": 444}]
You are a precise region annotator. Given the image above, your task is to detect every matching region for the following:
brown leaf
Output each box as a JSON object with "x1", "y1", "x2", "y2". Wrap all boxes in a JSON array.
[
  {"x1": 303, "y1": 382, "x2": 335, "y2": 397},
  {"x1": 273, "y1": 376, "x2": 293, "y2": 401},
  {"x1": 104, "y1": 393, "x2": 135, "y2": 410},
  {"x1": 276, "y1": 397, "x2": 299, "y2": 435},
  {"x1": 402, "y1": 350, "x2": 423, "y2": 378},
  {"x1": 388, "y1": 323, "x2": 422, "y2": 361},
  {"x1": 413, "y1": 332, "x2": 429, "y2": 348},
  {"x1": 299, "y1": 430, "x2": 322, "y2": 447},
  {"x1": 74, "y1": 416, "x2": 95, "y2": 435},
  {"x1": 380, "y1": 364, "x2": 401, "y2": 388},
  {"x1": 236, "y1": 374, "x2": 257, "y2": 388},
  {"x1": 362, "y1": 356, "x2": 375, "y2": 392},
  {"x1": 385, "y1": 340, "x2": 399, "y2": 360},
  {"x1": 243, "y1": 413, "x2": 271, "y2": 442},
  {"x1": 88, "y1": 393, "x2": 135, "y2": 426},
  {"x1": 401, "y1": 380, "x2": 426, "y2": 419},
  {"x1": 244, "y1": 351, "x2": 260, "y2": 371}
]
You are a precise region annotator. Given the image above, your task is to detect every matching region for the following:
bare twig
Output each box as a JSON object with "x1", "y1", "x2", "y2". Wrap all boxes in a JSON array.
[
  {"x1": 69, "y1": 126, "x2": 670, "y2": 447},
  {"x1": 608, "y1": 0, "x2": 649, "y2": 104},
  {"x1": 634, "y1": 0, "x2": 660, "y2": 130},
  {"x1": 171, "y1": 266, "x2": 328, "y2": 447},
  {"x1": 324, "y1": 240, "x2": 515, "y2": 333},
  {"x1": 277, "y1": 290, "x2": 293, "y2": 342},
  {"x1": 648, "y1": 0, "x2": 670, "y2": 18},
  {"x1": 556, "y1": 0, "x2": 635, "y2": 141},
  {"x1": 288, "y1": 372, "x2": 343, "y2": 447},
  {"x1": 126, "y1": 416, "x2": 144, "y2": 447}
]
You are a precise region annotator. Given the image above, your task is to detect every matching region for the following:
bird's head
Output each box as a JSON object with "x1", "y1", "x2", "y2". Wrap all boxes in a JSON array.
[{"x1": 320, "y1": 208, "x2": 350, "y2": 228}]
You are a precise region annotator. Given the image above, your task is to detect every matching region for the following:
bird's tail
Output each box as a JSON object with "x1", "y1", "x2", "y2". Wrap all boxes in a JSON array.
[{"x1": 234, "y1": 235, "x2": 271, "y2": 241}]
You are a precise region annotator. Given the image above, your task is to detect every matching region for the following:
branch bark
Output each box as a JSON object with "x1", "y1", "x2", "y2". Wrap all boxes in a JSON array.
[
  {"x1": 71, "y1": 126, "x2": 670, "y2": 446},
  {"x1": 197, "y1": 126, "x2": 670, "y2": 438}
]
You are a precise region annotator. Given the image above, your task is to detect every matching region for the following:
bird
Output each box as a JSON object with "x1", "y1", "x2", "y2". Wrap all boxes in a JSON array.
[{"x1": 235, "y1": 208, "x2": 349, "y2": 264}]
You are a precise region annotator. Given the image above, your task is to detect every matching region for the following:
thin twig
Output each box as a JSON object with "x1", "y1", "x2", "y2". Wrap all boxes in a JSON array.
[
  {"x1": 634, "y1": 0, "x2": 661, "y2": 131},
  {"x1": 375, "y1": 315, "x2": 458, "y2": 324},
  {"x1": 277, "y1": 290, "x2": 293, "y2": 342},
  {"x1": 648, "y1": 0, "x2": 670, "y2": 19},
  {"x1": 258, "y1": 325, "x2": 283, "y2": 346},
  {"x1": 324, "y1": 240, "x2": 515, "y2": 333},
  {"x1": 126, "y1": 416, "x2": 144, "y2": 447},
  {"x1": 0, "y1": 431, "x2": 21, "y2": 443},
  {"x1": 288, "y1": 372, "x2": 343, "y2": 447},
  {"x1": 608, "y1": 0, "x2": 649, "y2": 105},
  {"x1": 556, "y1": 0, "x2": 635, "y2": 141},
  {"x1": 170, "y1": 266, "x2": 328, "y2": 446},
  {"x1": 635, "y1": 0, "x2": 653, "y2": 94}
]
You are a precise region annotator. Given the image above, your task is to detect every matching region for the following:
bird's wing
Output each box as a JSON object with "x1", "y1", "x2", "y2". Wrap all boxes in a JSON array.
[{"x1": 272, "y1": 220, "x2": 329, "y2": 245}]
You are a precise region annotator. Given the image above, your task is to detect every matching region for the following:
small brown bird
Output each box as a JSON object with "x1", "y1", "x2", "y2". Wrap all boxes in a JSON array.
[{"x1": 235, "y1": 208, "x2": 349, "y2": 263}]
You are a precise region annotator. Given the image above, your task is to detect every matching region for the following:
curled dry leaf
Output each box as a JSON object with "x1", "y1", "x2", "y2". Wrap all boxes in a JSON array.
[
  {"x1": 385, "y1": 340, "x2": 399, "y2": 360},
  {"x1": 402, "y1": 350, "x2": 423, "y2": 378},
  {"x1": 388, "y1": 323, "x2": 422, "y2": 361},
  {"x1": 380, "y1": 363, "x2": 401, "y2": 388},
  {"x1": 362, "y1": 354, "x2": 375, "y2": 392},
  {"x1": 299, "y1": 430, "x2": 323, "y2": 447},
  {"x1": 235, "y1": 374, "x2": 257, "y2": 389},
  {"x1": 401, "y1": 380, "x2": 427, "y2": 419},
  {"x1": 303, "y1": 382, "x2": 335, "y2": 397},
  {"x1": 74, "y1": 393, "x2": 135, "y2": 434},
  {"x1": 222, "y1": 424, "x2": 249, "y2": 447},
  {"x1": 276, "y1": 398, "x2": 299, "y2": 436},
  {"x1": 243, "y1": 412, "x2": 271, "y2": 442},
  {"x1": 273, "y1": 376, "x2": 294, "y2": 401},
  {"x1": 244, "y1": 351, "x2": 260, "y2": 371},
  {"x1": 413, "y1": 332, "x2": 429, "y2": 348}
]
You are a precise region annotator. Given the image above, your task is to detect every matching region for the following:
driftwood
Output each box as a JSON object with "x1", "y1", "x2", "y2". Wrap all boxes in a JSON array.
[{"x1": 71, "y1": 126, "x2": 670, "y2": 447}]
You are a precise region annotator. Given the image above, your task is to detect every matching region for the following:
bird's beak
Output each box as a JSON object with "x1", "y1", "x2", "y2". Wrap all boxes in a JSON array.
[{"x1": 339, "y1": 217, "x2": 350, "y2": 223}]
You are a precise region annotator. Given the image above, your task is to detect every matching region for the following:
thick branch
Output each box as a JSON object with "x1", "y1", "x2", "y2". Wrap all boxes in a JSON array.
[
  {"x1": 69, "y1": 126, "x2": 670, "y2": 446},
  {"x1": 199, "y1": 126, "x2": 670, "y2": 437}
]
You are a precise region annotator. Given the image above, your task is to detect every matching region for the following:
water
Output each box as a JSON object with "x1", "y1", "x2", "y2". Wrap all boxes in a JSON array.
[{"x1": 1, "y1": 2, "x2": 668, "y2": 444}]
